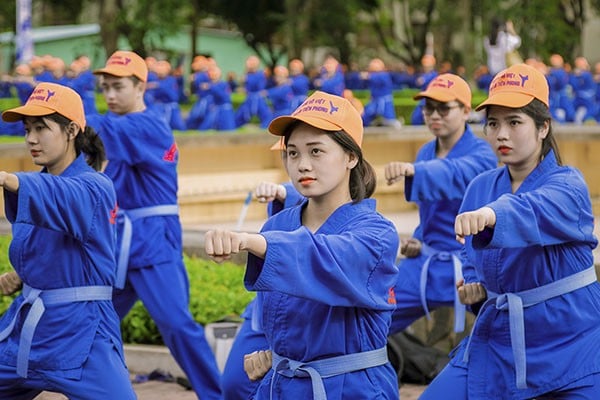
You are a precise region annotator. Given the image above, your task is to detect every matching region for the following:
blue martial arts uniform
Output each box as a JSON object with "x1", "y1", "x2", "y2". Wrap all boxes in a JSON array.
[
  {"x1": 290, "y1": 73, "x2": 310, "y2": 110},
  {"x1": 235, "y1": 70, "x2": 273, "y2": 129},
  {"x1": 186, "y1": 70, "x2": 212, "y2": 130},
  {"x1": 245, "y1": 198, "x2": 400, "y2": 399},
  {"x1": 423, "y1": 150, "x2": 600, "y2": 399},
  {"x1": 362, "y1": 70, "x2": 401, "y2": 127},
  {"x1": 221, "y1": 182, "x2": 303, "y2": 400},
  {"x1": 68, "y1": 70, "x2": 98, "y2": 116},
  {"x1": 91, "y1": 108, "x2": 222, "y2": 399},
  {"x1": 200, "y1": 80, "x2": 236, "y2": 131},
  {"x1": 390, "y1": 125, "x2": 497, "y2": 335},
  {"x1": 0, "y1": 155, "x2": 135, "y2": 399}
]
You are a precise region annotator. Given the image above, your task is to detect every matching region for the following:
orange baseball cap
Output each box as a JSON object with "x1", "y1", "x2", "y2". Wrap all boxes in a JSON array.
[
  {"x1": 94, "y1": 50, "x2": 148, "y2": 82},
  {"x1": 414, "y1": 73, "x2": 472, "y2": 110},
  {"x1": 268, "y1": 90, "x2": 364, "y2": 147},
  {"x1": 2, "y1": 82, "x2": 86, "y2": 130},
  {"x1": 475, "y1": 63, "x2": 549, "y2": 111}
]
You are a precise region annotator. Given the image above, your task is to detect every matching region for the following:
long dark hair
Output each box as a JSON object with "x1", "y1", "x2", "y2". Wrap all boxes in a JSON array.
[
  {"x1": 46, "y1": 113, "x2": 107, "y2": 171},
  {"x1": 283, "y1": 121, "x2": 377, "y2": 202},
  {"x1": 489, "y1": 17, "x2": 504, "y2": 46}
]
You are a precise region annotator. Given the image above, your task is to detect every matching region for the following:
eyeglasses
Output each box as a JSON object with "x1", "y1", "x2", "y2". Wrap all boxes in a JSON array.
[{"x1": 423, "y1": 103, "x2": 461, "y2": 117}]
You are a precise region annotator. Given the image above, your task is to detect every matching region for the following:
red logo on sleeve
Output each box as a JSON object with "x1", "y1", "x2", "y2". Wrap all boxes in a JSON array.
[
  {"x1": 387, "y1": 287, "x2": 397, "y2": 305},
  {"x1": 109, "y1": 203, "x2": 119, "y2": 225},
  {"x1": 163, "y1": 143, "x2": 178, "y2": 162}
]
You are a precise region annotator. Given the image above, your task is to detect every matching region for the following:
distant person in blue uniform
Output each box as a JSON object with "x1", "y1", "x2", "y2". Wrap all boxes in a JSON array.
[
  {"x1": 187, "y1": 55, "x2": 213, "y2": 130},
  {"x1": 205, "y1": 90, "x2": 400, "y2": 399},
  {"x1": 235, "y1": 55, "x2": 272, "y2": 129},
  {"x1": 410, "y1": 55, "x2": 439, "y2": 125},
  {"x1": 312, "y1": 55, "x2": 345, "y2": 96},
  {"x1": 385, "y1": 74, "x2": 497, "y2": 336},
  {"x1": 362, "y1": 58, "x2": 402, "y2": 129},
  {"x1": 421, "y1": 63, "x2": 600, "y2": 400},
  {"x1": 266, "y1": 65, "x2": 293, "y2": 121},
  {"x1": 200, "y1": 65, "x2": 236, "y2": 131},
  {"x1": 547, "y1": 54, "x2": 574, "y2": 123},
  {"x1": 92, "y1": 50, "x2": 222, "y2": 399},
  {"x1": 149, "y1": 60, "x2": 186, "y2": 130},
  {"x1": 570, "y1": 56, "x2": 597, "y2": 124},
  {"x1": 68, "y1": 56, "x2": 99, "y2": 116},
  {"x1": 12, "y1": 63, "x2": 36, "y2": 105},
  {"x1": 0, "y1": 82, "x2": 135, "y2": 399},
  {"x1": 288, "y1": 59, "x2": 310, "y2": 110}
]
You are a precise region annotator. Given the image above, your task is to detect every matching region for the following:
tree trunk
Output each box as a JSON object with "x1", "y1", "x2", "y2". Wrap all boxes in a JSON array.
[{"x1": 98, "y1": 0, "x2": 120, "y2": 56}]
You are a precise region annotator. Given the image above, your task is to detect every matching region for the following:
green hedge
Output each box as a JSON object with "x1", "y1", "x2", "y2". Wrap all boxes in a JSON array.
[{"x1": 0, "y1": 235, "x2": 254, "y2": 345}]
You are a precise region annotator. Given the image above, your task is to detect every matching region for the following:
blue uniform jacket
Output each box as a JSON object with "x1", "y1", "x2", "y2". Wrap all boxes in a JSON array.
[
  {"x1": 245, "y1": 199, "x2": 400, "y2": 399},
  {"x1": 406, "y1": 126, "x2": 497, "y2": 253},
  {"x1": 453, "y1": 150, "x2": 600, "y2": 399},
  {"x1": 90, "y1": 109, "x2": 182, "y2": 270},
  {"x1": 0, "y1": 155, "x2": 123, "y2": 375}
]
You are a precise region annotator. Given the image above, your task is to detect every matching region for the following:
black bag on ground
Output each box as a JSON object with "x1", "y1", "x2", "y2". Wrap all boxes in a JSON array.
[{"x1": 386, "y1": 331, "x2": 449, "y2": 384}]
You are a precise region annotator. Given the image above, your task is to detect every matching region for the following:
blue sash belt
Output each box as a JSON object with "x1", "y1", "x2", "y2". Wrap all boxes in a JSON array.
[
  {"x1": 0, "y1": 284, "x2": 112, "y2": 378},
  {"x1": 271, "y1": 347, "x2": 388, "y2": 400},
  {"x1": 116, "y1": 205, "x2": 179, "y2": 289},
  {"x1": 420, "y1": 243, "x2": 466, "y2": 332},
  {"x1": 463, "y1": 266, "x2": 597, "y2": 389}
]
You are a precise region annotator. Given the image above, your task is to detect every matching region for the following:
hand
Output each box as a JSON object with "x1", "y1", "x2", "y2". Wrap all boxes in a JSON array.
[
  {"x1": 400, "y1": 238, "x2": 422, "y2": 258},
  {"x1": 204, "y1": 230, "x2": 248, "y2": 263},
  {"x1": 384, "y1": 162, "x2": 415, "y2": 185},
  {"x1": 455, "y1": 207, "x2": 496, "y2": 244},
  {"x1": 0, "y1": 271, "x2": 22, "y2": 296},
  {"x1": 254, "y1": 182, "x2": 286, "y2": 204},
  {"x1": 0, "y1": 171, "x2": 19, "y2": 192},
  {"x1": 244, "y1": 350, "x2": 272, "y2": 381},
  {"x1": 456, "y1": 279, "x2": 487, "y2": 305}
]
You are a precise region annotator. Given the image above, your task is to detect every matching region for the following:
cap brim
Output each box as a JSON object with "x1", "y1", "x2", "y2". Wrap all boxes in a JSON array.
[
  {"x1": 93, "y1": 66, "x2": 134, "y2": 78},
  {"x1": 475, "y1": 92, "x2": 534, "y2": 111},
  {"x1": 413, "y1": 89, "x2": 456, "y2": 102},
  {"x1": 2, "y1": 104, "x2": 56, "y2": 122},
  {"x1": 268, "y1": 115, "x2": 341, "y2": 136}
]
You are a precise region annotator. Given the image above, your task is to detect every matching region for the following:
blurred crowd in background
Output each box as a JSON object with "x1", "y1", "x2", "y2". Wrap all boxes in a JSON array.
[{"x1": 1, "y1": 50, "x2": 600, "y2": 135}]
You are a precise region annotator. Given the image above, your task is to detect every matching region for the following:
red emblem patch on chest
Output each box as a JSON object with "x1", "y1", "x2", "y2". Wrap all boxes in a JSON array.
[
  {"x1": 109, "y1": 202, "x2": 119, "y2": 225},
  {"x1": 387, "y1": 287, "x2": 396, "y2": 305},
  {"x1": 163, "y1": 143, "x2": 178, "y2": 162}
]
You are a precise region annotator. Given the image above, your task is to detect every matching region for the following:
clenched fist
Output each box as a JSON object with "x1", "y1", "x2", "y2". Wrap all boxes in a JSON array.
[
  {"x1": 384, "y1": 162, "x2": 415, "y2": 185},
  {"x1": 455, "y1": 206, "x2": 496, "y2": 244},
  {"x1": 244, "y1": 350, "x2": 272, "y2": 381},
  {"x1": 0, "y1": 271, "x2": 22, "y2": 296}
]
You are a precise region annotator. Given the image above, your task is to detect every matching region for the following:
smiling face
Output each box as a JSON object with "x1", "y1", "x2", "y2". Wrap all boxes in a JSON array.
[
  {"x1": 99, "y1": 75, "x2": 145, "y2": 115},
  {"x1": 484, "y1": 105, "x2": 548, "y2": 175},
  {"x1": 23, "y1": 116, "x2": 76, "y2": 175},
  {"x1": 284, "y1": 123, "x2": 357, "y2": 206}
]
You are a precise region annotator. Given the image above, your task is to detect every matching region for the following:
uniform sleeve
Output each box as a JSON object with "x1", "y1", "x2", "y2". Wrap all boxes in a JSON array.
[
  {"x1": 406, "y1": 143, "x2": 497, "y2": 202},
  {"x1": 12, "y1": 172, "x2": 114, "y2": 242},
  {"x1": 474, "y1": 169, "x2": 595, "y2": 249},
  {"x1": 245, "y1": 220, "x2": 399, "y2": 310},
  {"x1": 267, "y1": 182, "x2": 304, "y2": 217}
]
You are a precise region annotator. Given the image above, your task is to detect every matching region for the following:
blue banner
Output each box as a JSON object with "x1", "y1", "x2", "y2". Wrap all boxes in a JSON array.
[{"x1": 16, "y1": 0, "x2": 34, "y2": 65}]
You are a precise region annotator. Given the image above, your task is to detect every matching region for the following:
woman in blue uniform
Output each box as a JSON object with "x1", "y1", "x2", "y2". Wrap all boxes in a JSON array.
[
  {"x1": 385, "y1": 73, "x2": 497, "y2": 336},
  {"x1": 91, "y1": 50, "x2": 222, "y2": 399},
  {"x1": 205, "y1": 90, "x2": 400, "y2": 399},
  {"x1": 421, "y1": 63, "x2": 600, "y2": 399},
  {"x1": 0, "y1": 82, "x2": 135, "y2": 399}
]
